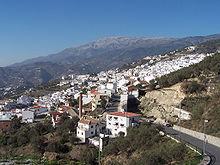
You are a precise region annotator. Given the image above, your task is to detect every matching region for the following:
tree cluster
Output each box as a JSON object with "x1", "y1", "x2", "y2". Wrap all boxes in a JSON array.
[{"x1": 0, "y1": 113, "x2": 80, "y2": 155}]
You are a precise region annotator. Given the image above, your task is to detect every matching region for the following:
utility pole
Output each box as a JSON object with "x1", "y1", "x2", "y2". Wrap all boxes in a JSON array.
[
  {"x1": 98, "y1": 139, "x2": 101, "y2": 165},
  {"x1": 178, "y1": 104, "x2": 182, "y2": 141},
  {"x1": 79, "y1": 92, "x2": 83, "y2": 118},
  {"x1": 98, "y1": 133, "x2": 101, "y2": 165},
  {"x1": 203, "y1": 119, "x2": 208, "y2": 155}
]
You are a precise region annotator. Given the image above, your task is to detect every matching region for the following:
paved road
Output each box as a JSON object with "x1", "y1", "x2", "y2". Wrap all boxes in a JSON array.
[
  {"x1": 105, "y1": 94, "x2": 120, "y2": 112},
  {"x1": 165, "y1": 127, "x2": 220, "y2": 164}
]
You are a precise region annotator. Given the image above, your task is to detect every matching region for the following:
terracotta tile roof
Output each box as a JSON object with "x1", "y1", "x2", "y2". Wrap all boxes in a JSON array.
[
  {"x1": 109, "y1": 112, "x2": 142, "y2": 118},
  {"x1": 90, "y1": 89, "x2": 100, "y2": 95},
  {"x1": 128, "y1": 85, "x2": 138, "y2": 92},
  {"x1": 79, "y1": 115, "x2": 99, "y2": 125}
]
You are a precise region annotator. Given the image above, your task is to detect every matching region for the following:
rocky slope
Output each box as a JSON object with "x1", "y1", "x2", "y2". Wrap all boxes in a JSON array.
[{"x1": 140, "y1": 83, "x2": 186, "y2": 122}]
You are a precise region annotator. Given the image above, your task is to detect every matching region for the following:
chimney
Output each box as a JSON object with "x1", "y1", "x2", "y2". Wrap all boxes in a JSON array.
[{"x1": 79, "y1": 92, "x2": 83, "y2": 118}]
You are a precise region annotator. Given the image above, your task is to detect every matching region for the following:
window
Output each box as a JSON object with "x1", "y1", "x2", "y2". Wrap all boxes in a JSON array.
[
  {"x1": 78, "y1": 131, "x2": 79, "y2": 134},
  {"x1": 91, "y1": 131, "x2": 94, "y2": 134},
  {"x1": 120, "y1": 124, "x2": 124, "y2": 127},
  {"x1": 91, "y1": 125, "x2": 93, "y2": 128},
  {"x1": 109, "y1": 123, "x2": 111, "y2": 125},
  {"x1": 114, "y1": 117, "x2": 118, "y2": 120},
  {"x1": 115, "y1": 122, "x2": 118, "y2": 126},
  {"x1": 81, "y1": 132, "x2": 83, "y2": 135}
]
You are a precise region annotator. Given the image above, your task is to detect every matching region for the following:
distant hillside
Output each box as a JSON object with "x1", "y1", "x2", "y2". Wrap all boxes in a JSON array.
[{"x1": 1, "y1": 34, "x2": 220, "y2": 98}]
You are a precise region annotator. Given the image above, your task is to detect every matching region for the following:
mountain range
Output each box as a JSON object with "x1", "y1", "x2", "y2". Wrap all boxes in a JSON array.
[{"x1": 1, "y1": 34, "x2": 220, "y2": 94}]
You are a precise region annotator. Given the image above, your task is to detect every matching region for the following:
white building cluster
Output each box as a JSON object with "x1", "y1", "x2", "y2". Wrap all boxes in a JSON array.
[
  {"x1": 0, "y1": 49, "x2": 212, "y2": 137},
  {"x1": 115, "y1": 53, "x2": 213, "y2": 82}
]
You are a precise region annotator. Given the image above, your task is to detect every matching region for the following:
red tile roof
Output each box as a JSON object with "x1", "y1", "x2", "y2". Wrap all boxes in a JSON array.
[
  {"x1": 128, "y1": 85, "x2": 138, "y2": 92},
  {"x1": 109, "y1": 112, "x2": 141, "y2": 118},
  {"x1": 90, "y1": 89, "x2": 100, "y2": 95},
  {"x1": 79, "y1": 115, "x2": 99, "y2": 125}
]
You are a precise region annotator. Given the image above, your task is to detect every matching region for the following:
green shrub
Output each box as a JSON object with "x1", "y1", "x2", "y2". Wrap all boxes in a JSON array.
[
  {"x1": 181, "y1": 81, "x2": 206, "y2": 94},
  {"x1": 46, "y1": 141, "x2": 69, "y2": 153}
]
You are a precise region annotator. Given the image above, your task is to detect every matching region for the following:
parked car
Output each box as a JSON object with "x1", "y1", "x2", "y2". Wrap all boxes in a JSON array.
[{"x1": 163, "y1": 122, "x2": 173, "y2": 127}]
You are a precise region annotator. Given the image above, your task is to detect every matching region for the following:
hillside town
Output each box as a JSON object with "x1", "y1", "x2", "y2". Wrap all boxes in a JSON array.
[
  {"x1": 1, "y1": 0, "x2": 220, "y2": 164},
  {"x1": 0, "y1": 50, "x2": 214, "y2": 148}
]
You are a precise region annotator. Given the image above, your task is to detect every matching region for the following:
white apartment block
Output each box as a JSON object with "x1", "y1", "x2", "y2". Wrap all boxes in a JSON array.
[{"x1": 106, "y1": 112, "x2": 141, "y2": 137}]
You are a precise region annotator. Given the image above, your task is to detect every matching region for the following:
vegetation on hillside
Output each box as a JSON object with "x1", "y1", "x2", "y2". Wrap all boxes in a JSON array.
[
  {"x1": 0, "y1": 118, "x2": 201, "y2": 164},
  {"x1": 181, "y1": 93, "x2": 220, "y2": 137},
  {"x1": 0, "y1": 114, "x2": 98, "y2": 164},
  {"x1": 102, "y1": 123, "x2": 201, "y2": 165},
  {"x1": 181, "y1": 81, "x2": 206, "y2": 94}
]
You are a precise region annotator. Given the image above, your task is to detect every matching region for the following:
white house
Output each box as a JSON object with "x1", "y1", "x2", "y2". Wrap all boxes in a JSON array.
[
  {"x1": 74, "y1": 92, "x2": 92, "y2": 106},
  {"x1": 12, "y1": 109, "x2": 22, "y2": 118},
  {"x1": 173, "y1": 107, "x2": 191, "y2": 120},
  {"x1": 77, "y1": 115, "x2": 101, "y2": 142},
  {"x1": 0, "y1": 112, "x2": 12, "y2": 120},
  {"x1": 99, "y1": 77, "x2": 107, "y2": 82},
  {"x1": 128, "y1": 86, "x2": 139, "y2": 98},
  {"x1": 118, "y1": 79, "x2": 129, "y2": 89},
  {"x1": 82, "y1": 94, "x2": 93, "y2": 105},
  {"x1": 106, "y1": 82, "x2": 117, "y2": 93},
  {"x1": 106, "y1": 112, "x2": 141, "y2": 137},
  {"x1": 17, "y1": 95, "x2": 33, "y2": 105},
  {"x1": 98, "y1": 88, "x2": 112, "y2": 98},
  {"x1": 22, "y1": 110, "x2": 35, "y2": 123}
]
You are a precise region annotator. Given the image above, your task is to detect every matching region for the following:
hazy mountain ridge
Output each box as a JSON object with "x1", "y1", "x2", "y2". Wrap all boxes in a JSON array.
[
  {"x1": 13, "y1": 34, "x2": 220, "y2": 67},
  {"x1": 12, "y1": 37, "x2": 176, "y2": 66}
]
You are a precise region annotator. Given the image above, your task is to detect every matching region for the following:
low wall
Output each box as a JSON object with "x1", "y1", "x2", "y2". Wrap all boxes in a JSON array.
[{"x1": 173, "y1": 125, "x2": 220, "y2": 148}]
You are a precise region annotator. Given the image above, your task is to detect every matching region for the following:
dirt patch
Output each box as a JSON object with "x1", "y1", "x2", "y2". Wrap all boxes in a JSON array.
[{"x1": 140, "y1": 83, "x2": 186, "y2": 121}]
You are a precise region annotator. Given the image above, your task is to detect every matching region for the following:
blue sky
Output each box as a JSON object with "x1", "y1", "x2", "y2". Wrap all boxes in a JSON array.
[{"x1": 0, "y1": 0, "x2": 220, "y2": 66}]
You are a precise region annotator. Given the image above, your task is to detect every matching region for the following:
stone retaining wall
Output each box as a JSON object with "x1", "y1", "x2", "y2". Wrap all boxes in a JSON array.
[{"x1": 173, "y1": 125, "x2": 220, "y2": 148}]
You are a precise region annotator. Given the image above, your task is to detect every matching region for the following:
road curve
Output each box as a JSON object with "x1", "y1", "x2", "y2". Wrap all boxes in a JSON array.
[{"x1": 165, "y1": 127, "x2": 220, "y2": 165}]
